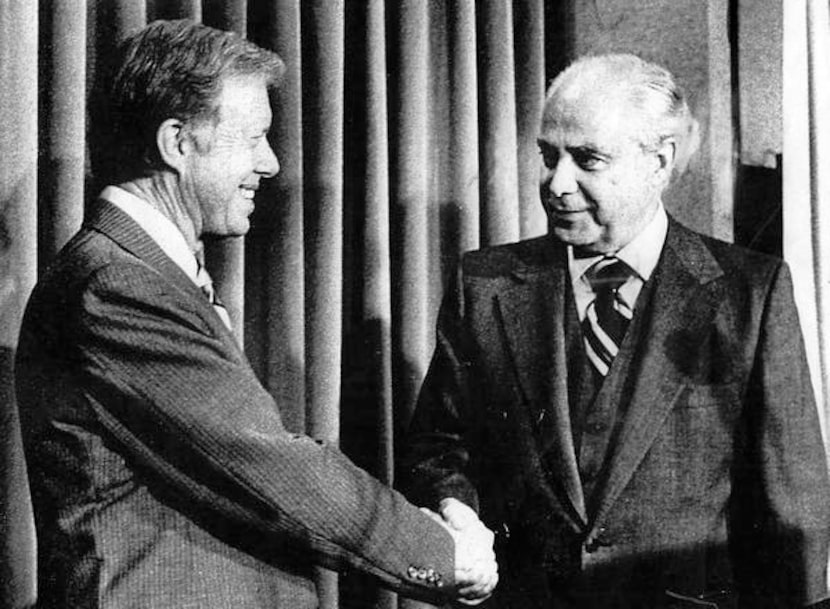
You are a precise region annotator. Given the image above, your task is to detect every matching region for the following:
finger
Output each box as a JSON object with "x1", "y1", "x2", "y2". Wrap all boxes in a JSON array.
[
  {"x1": 457, "y1": 597, "x2": 490, "y2": 607},
  {"x1": 456, "y1": 571, "x2": 496, "y2": 596},
  {"x1": 458, "y1": 563, "x2": 498, "y2": 593},
  {"x1": 439, "y1": 498, "x2": 479, "y2": 529}
]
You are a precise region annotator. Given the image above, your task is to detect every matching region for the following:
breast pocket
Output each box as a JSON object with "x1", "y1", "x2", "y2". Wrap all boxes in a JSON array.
[{"x1": 684, "y1": 382, "x2": 740, "y2": 411}]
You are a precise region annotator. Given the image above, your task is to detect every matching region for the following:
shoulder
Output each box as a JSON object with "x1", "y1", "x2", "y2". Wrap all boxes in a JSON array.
[
  {"x1": 29, "y1": 225, "x2": 178, "y2": 327},
  {"x1": 461, "y1": 235, "x2": 564, "y2": 278},
  {"x1": 666, "y1": 217, "x2": 786, "y2": 286}
]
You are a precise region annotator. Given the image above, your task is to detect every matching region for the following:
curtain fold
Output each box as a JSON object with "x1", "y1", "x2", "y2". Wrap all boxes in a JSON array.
[
  {"x1": 513, "y1": 0, "x2": 547, "y2": 240},
  {"x1": 301, "y1": 1, "x2": 345, "y2": 445},
  {"x1": 477, "y1": 1, "x2": 520, "y2": 246},
  {"x1": 446, "y1": 1, "x2": 481, "y2": 259},
  {"x1": 783, "y1": 0, "x2": 830, "y2": 444},
  {"x1": 300, "y1": 4, "x2": 347, "y2": 607},
  {"x1": 38, "y1": 1, "x2": 86, "y2": 263},
  {"x1": 248, "y1": 0, "x2": 307, "y2": 434},
  {"x1": 0, "y1": 3, "x2": 38, "y2": 607},
  {"x1": 388, "y1": 0, "x2": 432, "y2": 436}
]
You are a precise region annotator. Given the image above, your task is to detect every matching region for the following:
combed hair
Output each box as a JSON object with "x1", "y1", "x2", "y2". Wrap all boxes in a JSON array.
[
  {"x1": 545, "y1": 54, "x2": 700, "y2": 175},
  {"x1": 90, "y1": 19, "x2": 285, "y2": 186}
]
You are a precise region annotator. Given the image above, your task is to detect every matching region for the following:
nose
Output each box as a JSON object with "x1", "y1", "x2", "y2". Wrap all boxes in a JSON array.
[
  {"x1": 545, "y1": 156, "x2": 577, "y2": 198},
  {"x1": 256, "y1": 138, "x2": 280, "y2": 178}
]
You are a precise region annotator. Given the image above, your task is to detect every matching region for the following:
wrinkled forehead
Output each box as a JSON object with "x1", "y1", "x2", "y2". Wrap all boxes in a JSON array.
[
  {"x1": 214, "y1": 75, "x2": 273, "y2": 123},
  {"x1": 540, "y1": 83, "x2": 644, "y2": 149}
]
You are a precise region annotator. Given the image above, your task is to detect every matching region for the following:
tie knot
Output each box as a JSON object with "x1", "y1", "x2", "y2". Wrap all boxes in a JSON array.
[{"x1": 586, "y1": 257, "x2": 633, "y2": 294}]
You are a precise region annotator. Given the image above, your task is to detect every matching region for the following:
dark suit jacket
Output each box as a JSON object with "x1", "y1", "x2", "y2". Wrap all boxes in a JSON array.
[
  {"x1": 15, "y1": 198, "x2": 455, "y2": 609},
  {"x1": 400, "y1": 218, "x2": 830, "y2": 609}
]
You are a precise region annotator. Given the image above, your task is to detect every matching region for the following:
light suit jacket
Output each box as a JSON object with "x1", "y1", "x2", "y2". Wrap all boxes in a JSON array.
[
  {"x1": 16, "y1": 198, "x2": 455, "y2": 609},
  {"x1": 400, "y1": 218, "x2": 830, "y2": 609}
]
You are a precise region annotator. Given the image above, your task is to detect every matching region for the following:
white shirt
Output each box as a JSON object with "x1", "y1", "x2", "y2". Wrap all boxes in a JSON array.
[
  {"x1": 101, "y1": 186, "x2": 232, "y2": 329},
  {"x1": 568, "y1": 204, "x2": 669, "y2": 321}
]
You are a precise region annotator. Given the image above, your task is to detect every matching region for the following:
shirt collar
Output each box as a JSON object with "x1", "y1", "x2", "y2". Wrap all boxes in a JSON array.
[
  {"x1": 568, "y1": 203, "x2": 668, "y2": 284},
  {"x1": 100, "y1": 185, "x2": 200, "y2": 283}
]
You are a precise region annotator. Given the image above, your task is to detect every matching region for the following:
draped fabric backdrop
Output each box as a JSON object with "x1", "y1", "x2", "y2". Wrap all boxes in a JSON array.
[
  {"x1": 2, "y1": 1, "x2": 829, "y2": 609},
  {"x1": 784, "y1": 0, "x2": 830, "y2": 447},
  {"x1": 0, "y1": 2, "x2": 556, "y2": 608}
]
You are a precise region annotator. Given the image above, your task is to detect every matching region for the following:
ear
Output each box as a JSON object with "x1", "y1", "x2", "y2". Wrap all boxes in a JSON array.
[
  {"x1": 156, "y1": 118, "x2": 191, "y2": 174},
  {"x1": 652, "y1": 137, "x2": 676, "y2": 185}
]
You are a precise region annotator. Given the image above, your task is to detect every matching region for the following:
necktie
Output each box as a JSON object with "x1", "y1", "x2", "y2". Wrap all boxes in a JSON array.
[
  {"x1": 195, "y1": 263, "x2": 232, "y2": 330},
  {"x1": 582, "y1": 257, "x2": 634, "y2": 376}
]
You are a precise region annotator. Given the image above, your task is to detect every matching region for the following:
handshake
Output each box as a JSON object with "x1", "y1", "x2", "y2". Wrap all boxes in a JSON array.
[{"x1": 422, "y1": 498, "x2": 499, "y2": 605}]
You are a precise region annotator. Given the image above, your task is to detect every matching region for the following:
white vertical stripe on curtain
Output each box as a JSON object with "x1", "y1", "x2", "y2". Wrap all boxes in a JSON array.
[
  {"x1": 362, "y1": 0, "x2": 393, "y2": 481},
  {"x1": 257, "y1": 0, "x2": 307, "y2": 435},
  {"x1": 302, "y1": 4, "x2": 346, "y2": 608},
  {"x1": 0, "y1": 3, "x2": 38, "y2": 607},
  {"x1": 514, "y1": 0, "x2": 547, "y2": 240},
  {"x1": 805, "y1": 0, "x2": 830, "y2": 441},
  {"x1": 448, "y1": 0, "x2": 481, "y2": 258},
  {"x1": 303, "y1": 0, "x2": 345, "y2": 446},
  {"x1": 390, "y1": 0, "x2": 431, "y2": 422},
  {"x1": 477, "y1": 0, "x2": 520, "y2": 246},
  {"x1": 40, "y1": 0, "x2": 86, "y2": 260},
  {"x1": 783, "y1": 0, "x2": 830, "y2": 443},
  {"x1": 706, "y1": 0, "x2": 735, "y2": 242}
]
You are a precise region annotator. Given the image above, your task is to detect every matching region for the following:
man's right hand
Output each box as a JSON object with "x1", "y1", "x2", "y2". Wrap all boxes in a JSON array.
[{"x1": 421, "y1": 500, "x2": 498, "y2": 604}]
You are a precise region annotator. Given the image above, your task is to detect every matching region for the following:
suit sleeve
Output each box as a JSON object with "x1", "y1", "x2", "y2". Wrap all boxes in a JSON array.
[
  {"x1": 398, "y1": 266, "x2": 482, "y2": 513},
  {"x1": 736, "y1": 261, "x2": 830, "y2": 606},
  {"x1": 73, "y1": 262, "x2": 455, "y2": 601}
]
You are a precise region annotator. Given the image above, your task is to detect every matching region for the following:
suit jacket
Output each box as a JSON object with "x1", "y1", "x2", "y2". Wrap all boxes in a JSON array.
[
  {"x1": 15, "y1": 198, "x2": 455, "y2": 609},
  {"x1": 400, "y1": 217, "x2": 830, "y2": 609}
]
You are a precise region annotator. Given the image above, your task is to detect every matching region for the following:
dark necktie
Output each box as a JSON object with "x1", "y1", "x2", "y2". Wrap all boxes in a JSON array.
[{"x1": 582, "y1": 257, "x2": 634, "y2": 376}]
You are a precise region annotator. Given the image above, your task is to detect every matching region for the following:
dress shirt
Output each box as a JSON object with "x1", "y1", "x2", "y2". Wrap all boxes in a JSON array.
[
  {"x1": 568, "y1": 203, "x2": 668, "y2": 321},
  {"x1": 101, "y1": 185, "x2": 201, "y2": 287}
]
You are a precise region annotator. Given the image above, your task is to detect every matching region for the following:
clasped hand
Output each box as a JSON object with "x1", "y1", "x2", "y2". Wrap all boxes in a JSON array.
[{"x1": 421, "y1": 498, "x2": 498, "y2": 605}]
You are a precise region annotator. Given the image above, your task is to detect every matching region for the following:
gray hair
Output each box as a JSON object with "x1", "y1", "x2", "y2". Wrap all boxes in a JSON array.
[{"x1": 545, "y1": 54, "x2": 700, "y2": 175}]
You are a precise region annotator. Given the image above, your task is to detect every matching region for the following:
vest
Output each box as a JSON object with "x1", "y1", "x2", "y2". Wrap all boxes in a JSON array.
[{"x1": 565, "y1": 273, "x2": 659, "y2": 517}]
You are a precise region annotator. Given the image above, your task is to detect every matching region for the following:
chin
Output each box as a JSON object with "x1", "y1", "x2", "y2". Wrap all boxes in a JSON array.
[
  {"x1": 204, "y1": 225, "x2": 249, "y2": 239},
  {"x1": 231, "y1": 221, "x2": 252, "y2": 236},
  {"x1": 552, "y1": 227, "x2": 595, "y2": 247}
]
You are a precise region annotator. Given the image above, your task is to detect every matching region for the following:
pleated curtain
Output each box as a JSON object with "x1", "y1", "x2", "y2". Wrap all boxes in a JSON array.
[
  {"x1": 0, "y1": 2, "x2": 554, "y2": 608},
  {"x1": 783, "y1": 0, "x2": 830, "y2": 452}
]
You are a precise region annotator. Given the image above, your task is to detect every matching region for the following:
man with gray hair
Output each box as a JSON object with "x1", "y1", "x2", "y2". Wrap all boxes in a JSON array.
[
  {"x1": 400, "y1": 54, "x2": 830, "y2": 608},
  {"x1": 16, "y1": 19, "x2": 497, "y2": 608}
]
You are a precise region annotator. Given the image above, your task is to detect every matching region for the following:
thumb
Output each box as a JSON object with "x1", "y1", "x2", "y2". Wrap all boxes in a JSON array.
[{"x1": 439, "y1": 498, "x2": 479, "y2": 530}]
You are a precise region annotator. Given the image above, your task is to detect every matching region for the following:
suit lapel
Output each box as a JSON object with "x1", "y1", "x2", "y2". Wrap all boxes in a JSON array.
[
  {"x1": 84, "y1": 198, "x2": 238, "y2": 347},
  {"x1": 591, "y1": 220, "x2": 725, "y2": 526},
  {"x1": 494, "y1": 241, "x2": 587, "y2": 526}
]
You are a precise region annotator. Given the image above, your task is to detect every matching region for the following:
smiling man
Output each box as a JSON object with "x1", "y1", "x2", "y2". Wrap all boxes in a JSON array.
[
  {"x1": 400, "y1": 54, "x2": 830, "y2": 608},
  {"x1": 15, "y1": 20, "x2": 498, "y2": 609}
]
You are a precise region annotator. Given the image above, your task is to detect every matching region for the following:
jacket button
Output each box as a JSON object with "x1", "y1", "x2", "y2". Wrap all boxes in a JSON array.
[
  {"x1": 585, "y1": 527, "x2": 612, "y2": 553},
  {"x1": 586, "y1": 420, "x2": 607, "y2": 434}
]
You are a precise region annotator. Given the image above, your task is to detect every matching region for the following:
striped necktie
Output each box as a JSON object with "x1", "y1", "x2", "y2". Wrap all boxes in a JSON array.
[
  {"x1": 582, "y1": 256, "x2": 634, "y2": 376},
  {"x1": 195, "y1": 263, "x2": 232, "y2": 330}
]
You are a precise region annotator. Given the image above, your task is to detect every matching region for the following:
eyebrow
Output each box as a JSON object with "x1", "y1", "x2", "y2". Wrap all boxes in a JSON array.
[
  {"x1": 537, "y1": 139, "x2": 610, "y2": 158},
  {"x1": 569, "y1": 145, "x2": 610, "y2": 158}
]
